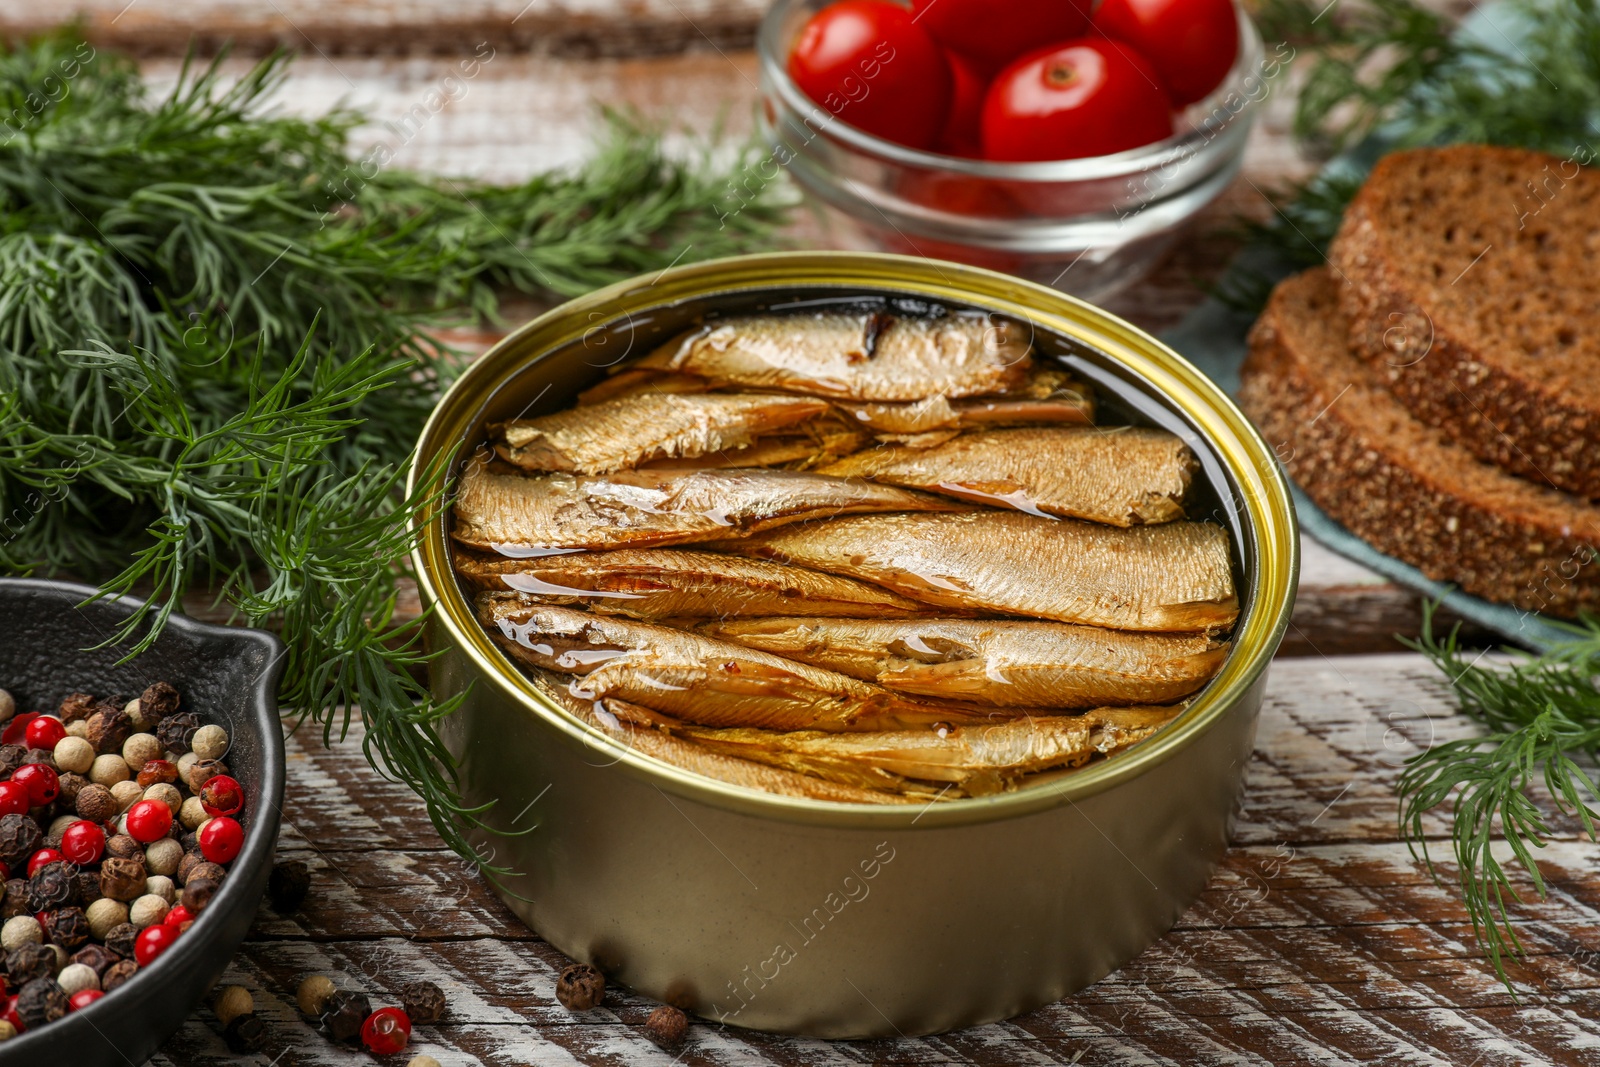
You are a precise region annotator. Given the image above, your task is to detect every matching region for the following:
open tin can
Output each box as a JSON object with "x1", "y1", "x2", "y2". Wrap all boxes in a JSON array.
[{"x1": 409, "y1": 252, "x2": 1298, "y2": 1038}]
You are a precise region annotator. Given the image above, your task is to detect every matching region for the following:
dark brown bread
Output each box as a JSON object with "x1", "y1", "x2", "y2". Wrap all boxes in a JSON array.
[
  {"x1": 1239, "y1": 269, "x2": 1600, "y2": 617},
  {"x1": 1329, "y1": 145, "x2": 1600, "y2": 498}
]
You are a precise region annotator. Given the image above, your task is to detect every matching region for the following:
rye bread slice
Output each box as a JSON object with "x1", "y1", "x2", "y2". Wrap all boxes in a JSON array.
[
  {"x1": 1239, "y1": 268, "x2": 1600, "y2": 618},
  {"x1": 1329, "y1": 145, "x2": 1600, "y2": 498}
]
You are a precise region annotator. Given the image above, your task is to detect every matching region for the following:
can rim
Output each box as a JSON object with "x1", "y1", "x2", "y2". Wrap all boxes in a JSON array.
[{"x1": 408, "y1": 251, "x2": 1299, "y2": 830}]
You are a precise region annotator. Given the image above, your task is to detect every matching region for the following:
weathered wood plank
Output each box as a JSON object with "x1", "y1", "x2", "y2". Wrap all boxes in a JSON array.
[{"x1": 152, "y1": 653, "x2": 1600, "y2": 1064}]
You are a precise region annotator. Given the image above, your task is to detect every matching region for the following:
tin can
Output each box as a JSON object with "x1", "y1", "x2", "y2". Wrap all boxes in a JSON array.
[{"x1": 409, "y1": 252, "x2": 1297, "y2": 1038}]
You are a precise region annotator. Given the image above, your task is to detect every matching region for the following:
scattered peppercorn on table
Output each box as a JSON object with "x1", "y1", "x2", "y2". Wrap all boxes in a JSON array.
[{"x1": 2, "y1": 0, "x2": 1593, "y2": 1063}]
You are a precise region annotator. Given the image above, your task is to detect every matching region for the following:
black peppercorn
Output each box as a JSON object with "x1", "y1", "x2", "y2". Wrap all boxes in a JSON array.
[
  {"x1": 58, "y1": 693, "x2": 97, "y2": 723},
  {"x1": 85, "y1": 708, "x2": 132, "y2": 755},
  {"x1": 321, "y1": 990, "x2": 372, "y2": 1044},
  {"x1": 400, "y1": 979, "x2": 447, "y2": 1025},
  {"x1": 42, "y1": 907, "x2": 89, "y2": 951},
  {"x1": 268, "y1": 860, "x2": 310, "y2": 914},
  {"x1": 555, "y1": 964, "x2": 605, "y2": 1012},
  {"x1": 104, "y1": 834, "x2": 142, "y2": 861},
  {"x1": 72, "y1": 944, "x2": 118, "y2": 977},
  {"x1": 1, "y1": 878, "x2": 31, "y2": 919},
  {"x1": 56, "y1": 771, "x2": 87, "y2": 808},
  {"x1": 6, "y1": 944, "x2": 56, "y2": 984},
  {"x1": 0, "y1": 745, "x2": 23, "y2": 779},
  {"x1": 140, "y1": 681, "x2": 181, "y2": 724},
  {"x1": 28, "y1": 862, "x2": 77, "y2": 912},
  {"x1": 0, "y1": 814, "x2": 42, "y2": 866},
  {"x1": 180, "y1": 830, "x2": 200, "y2": 853},
  {"x1": 223, "y1": 1012, "x2": 267, "y2": 1053},
  {"x1": 643, "y1": 1004, "x2": 688, "y2": 1050},
  {"x1": 102, "y1": 958, "x2": 138, "y2": 991},
  {"x1": 104, "y1": 922, "x2": 139, "y2": 960},
  {"x1": 75, "y1": 870, "x2": 102, "y2": 906},
  {"x1": 21, "y1": 748, "x2": 54, "y2": 769},
  {"x1": 99, "y1": 857, "x2": 146, "y2": 902},
  {"x1": 156, "y1": 711, "x2": 201, "y2": 754},
  {"x1": 175, "y1": 850, "x2": 205, "y2": 886},
  {"x1": 15, "y1": 977, "x2": 68, "y2": 1029},
  {"x1": 182, "y1": 876, "x2": 219, "y2": 913}
]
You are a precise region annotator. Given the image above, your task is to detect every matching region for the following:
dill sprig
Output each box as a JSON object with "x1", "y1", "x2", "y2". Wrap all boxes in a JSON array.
[
  {"x1": 0, "y1": 32, "x2": 790, "y2": 867},
  {"x1": 1402, "y1": 605, "x2": 1600, "y2": 990},
  {"x1": 1219, "y1": 0, "x2": 1600, "y2": 310}
]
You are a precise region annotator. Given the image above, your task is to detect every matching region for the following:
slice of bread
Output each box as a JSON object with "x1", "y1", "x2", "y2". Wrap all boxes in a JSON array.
[
  {"x1": 1239, "y1": 268, "x2": 1600, "y2": 618},
  {"x1": 1330, "y1": 145, "x2": 1600, "y2": 498}
]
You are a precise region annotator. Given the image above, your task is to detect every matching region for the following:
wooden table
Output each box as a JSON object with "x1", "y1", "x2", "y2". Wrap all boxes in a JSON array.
[{"x1": 5, "y1": 1, "x2": 1592, "y2": 1062}]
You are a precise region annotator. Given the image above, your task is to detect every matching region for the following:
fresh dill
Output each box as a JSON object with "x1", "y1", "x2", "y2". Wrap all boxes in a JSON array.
[
  {"x1": 1402, "y1": 605, "x2": 1600, "y2": 990},
  {"x1": 0, "y1": 33, "x2": 791, "y2": 867}
]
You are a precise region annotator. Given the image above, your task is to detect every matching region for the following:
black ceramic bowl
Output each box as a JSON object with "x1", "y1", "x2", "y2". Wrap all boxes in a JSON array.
[{"x1": 0, "y1": 579, "x2": 284, "y2": 1065}]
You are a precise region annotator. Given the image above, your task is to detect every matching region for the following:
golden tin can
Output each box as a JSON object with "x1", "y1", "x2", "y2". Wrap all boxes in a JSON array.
[{"x1": 409, "y1": 252, "x2": 1298, "y2": 1038}]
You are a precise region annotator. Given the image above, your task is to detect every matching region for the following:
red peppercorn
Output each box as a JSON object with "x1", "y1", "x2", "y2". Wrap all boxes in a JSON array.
[
  {"x1": 23, "y1": 716, "x2": 65, "y2": 751},
  {"x1": 164, "y1": 904, "x2": 195, "y2": 927},
  {"x1": 0, "y1": 782, "x2": 28, "y2": 818},
  {"x1": 199, "y1": 775, "x2": 243, "y2": 818},
  {"x1": 26, "y1": 848, "x2": 62, "y2": 878},
  {"x1": 360, "y1": 1007, "x2": 412, "y2": 1055},
  {"x1": 60, "y1": 821, "x2": 106, "y2": 866},
  {"x1": 1, "y1": 992, "x2": 23, "y2": 1032},
  {"x1": 198, "y1": 817, "x2": 243, "y2": 864},
  {"x1": 0, "y1": 714, "x2": 38, "y2": 747},
  {"x1": 125, "y1": 799, "x2": 173, "y2": 844},
  {"x1": 134, "y1": 922, "x2": 180, "y2": 966},
  {"x1": 12, "y1": 764, "x2": 58, "y2": 806},
  {"x1": 69, "y1": 989, "x2": 103, "y2": 1012}
]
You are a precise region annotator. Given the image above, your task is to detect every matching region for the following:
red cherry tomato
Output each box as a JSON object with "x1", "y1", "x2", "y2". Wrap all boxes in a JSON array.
[
  {"x1": 70, "y1": 989, "x2": 104, "y2": 1011},
  {"x1": 0, "y1": 782, "x2": 29, "y2": 818},
  {"x1": 1093, "y1": 0, "x2": 1239, "y2": 105},
  {"x1": 1, "y1": 713, "x2": 38, "y2": 746},
  {"x1": 125, "y1": 798, "x2": 174, "y2": 844},
  {"x1": 937, "y1": 50, "x2": 990, "y2": 157},
  {"x1": 981, "y1": 39, "x2": 1174, "y2": 161},
  {"x1": 199, "y1": 816, "x2": 243, "y2": 864},
  {"x1": 199, "y1": 774, "x2": 243, "y2": 818},
  {"x1": 911, "y1": 0, "x2": 1093, "y2": 71},
  {"x1": 134, "y1": 922, "x2": 180, "y2": 966},
  {"x1": 361, "y1": 1007, "x2": 413, "y2": 1055},
  {"x1": 61, "y1": 820, "x2": 106, "y2": 866},
  {"x1": 896, "y1": 170, "x2": 1024, "y2": 218},
  {"x1": 26, "y1": 849, "x2": 61, "y2": 878},
  {"x1": 788, "y1": 0, "x2": 952, "y2": 150},
  {"x1": 11, "y1": 763, "x2": 59, "y2": 807},
  {"x1": 23, "y1": 716, "x2": 65, "y2": 751}
]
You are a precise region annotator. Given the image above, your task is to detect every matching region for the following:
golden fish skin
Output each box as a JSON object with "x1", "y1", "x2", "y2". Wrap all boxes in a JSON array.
[
  {"x1": 452, "y1": 548, "x2": 930, "y2": 620},
  {"x1": 700, "y1": 618, "x2": 1228, "y2": 707},
  {"x1": 635, "y1": 312, "x2": 1032, "y2": 401},
  {"x1": 521, "y1": 667, "x2": 920, "y2": 804},
  {"x1": 576, "y1": 369, "x2": 713, "y2": 406},
  {"x1": 834, "y1": 368, "x2": 1095, "y2": 434},
  {"x1": 672, "y1": 705, "x2": 1182, "y2": 796},
  {"x1": 492, "y1": 393, "x2": 829, "y2": 475},
  {"x1": 718, "y1": 511, "x2": 1238, "y2": 632},
  {"x1": 452, "y1": 460, "x2": 961, "y2": 552},
  {"x1": 818, "y1": 426, "x2": 1196, "y2": 525},
  {"x1": 479, "y1": 596, "x2": 1014, "y2": 731}
]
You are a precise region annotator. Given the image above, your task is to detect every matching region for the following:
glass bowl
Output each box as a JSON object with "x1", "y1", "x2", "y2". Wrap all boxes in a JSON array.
[{"x1": 757, "y1": 0, "x2": 1268, "y2": 302}]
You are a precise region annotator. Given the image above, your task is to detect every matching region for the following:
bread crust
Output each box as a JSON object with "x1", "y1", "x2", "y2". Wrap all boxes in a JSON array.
[
  {"x1": 1240, "y1": 269, "x2": 1600, "y2": 618},
  {"x1": 1330, "y1": 146, "x2": 1600, "y2": 499}
]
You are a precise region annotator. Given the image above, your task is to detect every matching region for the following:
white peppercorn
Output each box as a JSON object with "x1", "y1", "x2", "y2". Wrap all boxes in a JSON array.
[
  {"x1": 64, "y1": 721, "x2": 89, "y2": 740},
  {"x1": 0, "y1": 690, "x2": 12, "y2": 723},
  {"x1": 0, "y1": 1020, "x2": 15, "y2": 1041},
  {"x1": 55, "y1": 963, "x2": 99, "y2": 997},
  {"x1": 110, "y1": 780, "x2": 142, "y2": 813},
  {"x1": 89, "y1": 754, "x2": 129, "y2": 786},
  {"x1": 176, "y1": 752, "x2": 199, "y2": 782},
  {"x1": 1, "y1": 916, "x2": 42, "y2": 951},
  {"x1": 190, "y1": 724, "x2": 229, "y2": 761},
  {"x1": 123, "y1": 698, "x2": 146, "y2": 731},
  {"x1": 213, "y1": 985, "x2": 254, "y2": 1027},
  {"x1": 121, "y1": 733, "x2": 162, "y2": 773},
  {"x1": 45, "y1": 815, "x2": 79, "y2": 849},
  {"x1": 145, "y1": 838, "x2": 184, "y2": 877},
  {"x1": 144, "y1": 875, "x2": 176, "y2": 904},
  {"x1": 85, "y1": 899, "x2": 127, "y2": 941},
  {"x1": 143, "y1": 782, "x2": 183, "y2": 817},
  {"x1": 179, "y1": 796, "x2": 208, "y2": 830},
  {"x1": 296, "y1": 974, "x2": 337, "y2": 1016},
  {"x1": 128, "y1": 894, "x2": 169, "y2": 928},
  {"x1": 52, "y1": 737, "x2": 95, "y2": 776},
  {"x1": 407, "y1": 1057, "x2": 442, "y2": 1067}
]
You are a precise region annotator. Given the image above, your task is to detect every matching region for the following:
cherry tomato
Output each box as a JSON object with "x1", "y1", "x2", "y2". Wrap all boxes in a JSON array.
[
  {"x1": 937, "y1": 50, "x2": 990, "y2": 157},
  {"x1": 0, "y1": 782, "x2": 29, "y2": 818},
  {"x1": 788, "y1": 0, "x2": 952, "y2": 150},
  {"x1": 911, "y1": 0, "x2": 1092, "y2": 71},
  {"x1": 11, "y1": 763, "x2": 58, "y2": 807},
  {"x1": 896, "y1": 170, "x2": 1024, "y2": 218},
  {"x1": 1093, "y1": 0, "x2": 1239, "y2": 105},
  {"x1": 1, "y1": 713, "x2": 38, "y2": 747},
  {"x1": 125, "y1": 798, "x2": 173, "y2": 843},
  {"x1": 23, "y1": 716, "x2": 65, "y2": 751},
  {"x1": 199, "y1": 816, "x2": 243, "y2": 864},
  {"x1": 61, "y1": 820, "x2": 106, "y2": 866},
  {"x1": 981, "y1": 39, "x2": 1173, "y2": 162},
  {"x1": 134, "y1": 921, "x2": 180, "y2": 966}
]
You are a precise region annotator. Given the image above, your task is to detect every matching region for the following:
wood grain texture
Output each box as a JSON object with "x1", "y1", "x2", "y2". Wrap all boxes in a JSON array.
[{"x1": 150, "y1": 654, "x2": 1600, "y2": 1065}]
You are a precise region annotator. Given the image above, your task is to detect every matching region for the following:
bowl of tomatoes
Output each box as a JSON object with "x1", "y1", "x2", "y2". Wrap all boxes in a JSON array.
[{"x1": 758, "y1": 0, "x2": 1271, "y2": 300}]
